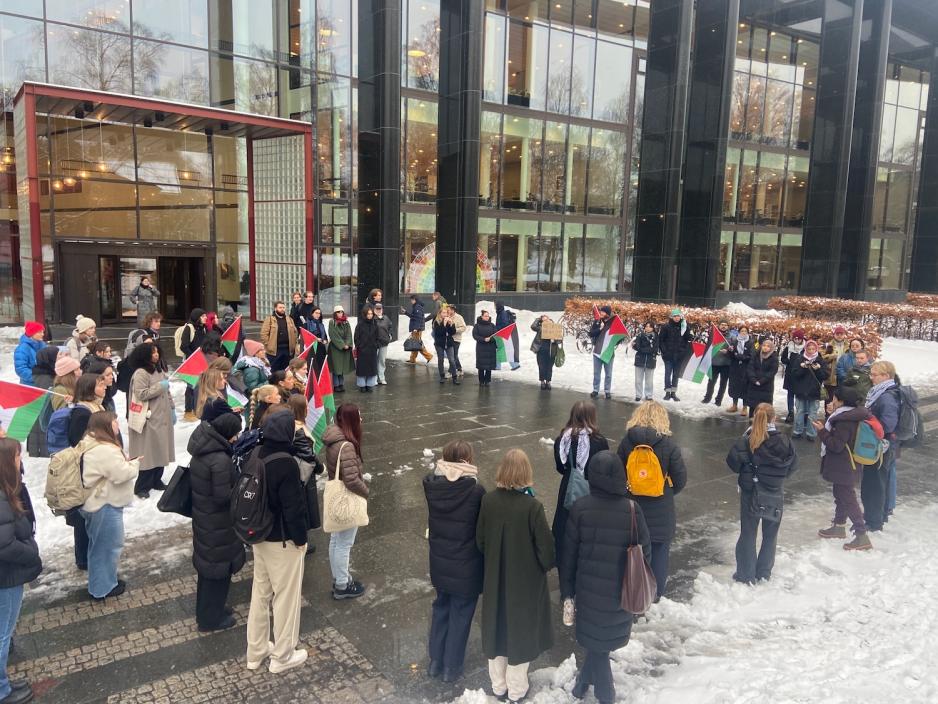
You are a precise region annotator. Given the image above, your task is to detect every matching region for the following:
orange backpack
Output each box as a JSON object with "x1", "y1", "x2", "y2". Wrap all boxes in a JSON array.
[{"x1": 625, "y1": 445, "x2": 672, "y2": 497}]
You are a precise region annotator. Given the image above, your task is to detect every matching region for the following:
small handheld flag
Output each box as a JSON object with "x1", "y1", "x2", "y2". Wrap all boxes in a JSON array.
[
  {"x1": 226, "y1": 385, "x2": 247, "y2": 409},
  {"x1": 0, "y1": 380, "x2": 49, "y2": 441},
  {"x1": 494, "y1": 323, "x2": 520, "y2": 370},
  {"x1": 681, "y1": 341, "x2": 708, "y2": 383},
  {"x1": 174, "y1": 349, "x2": 208, "y2": 388},
  {"x1": 220, "y1": 316, "x2": 242, "y2": 358}
]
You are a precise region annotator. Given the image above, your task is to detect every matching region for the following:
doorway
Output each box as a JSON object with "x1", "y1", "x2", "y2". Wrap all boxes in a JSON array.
[
  {"x1": 93, "y1": 254, "x2": 203, "y2": 324},
  {"x1": 158, "y1": 258, "x2": 204, "y2": 323}
]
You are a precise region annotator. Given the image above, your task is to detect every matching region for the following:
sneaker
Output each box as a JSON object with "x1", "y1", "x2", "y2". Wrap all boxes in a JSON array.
[
  {"x1": 818, "y1": 523, "x2": 846, "y2": 539},
  {"x1": 792, "y1": 433, "x2": 803, "y2": 439},
  {"x1": 562, "y1": 598, "x2": 575, "y2": 626},
  {"x1": 333, "y1": 580, "x2": 366, "y2": 600},
  {"x1": 405, "y1": 360, "x2": 418, "y2": 365},
  {"x1": 545, "y1": 382, "x2": 551, "y2": 389},
  {"x1": 91, "y1": 579, "x2": 126, "y2": 602},
  {"x1": 440, "y1": 377, "x2": 447, "y2": 384},
  {"x1": 268, "y1": 648, "x2": 308, "y2": 674},
  {"x1": 701, "y1": 398, "x2": 711, "y2": 404},
  {"x1": 456, "y1": 370, "x2": 465, "y2": 377},
  {"x1": 843, "y1": 532, "x2": 873, "y2": 551},
  {"x1": 1, "y1": 683, "x2": 33, "y2": 704},
  {"x1": 378, "y1": 379, "x2": 387, "y2": 385},
  {"x1": 246, "y1": 641, "x2": 275, "y2": 670},
  {"x1": 727, "y1": 404, "x2": 738, "y2": 413},
  {"x1": 664, "y1": 391, "x2": 673, "y2": 401},
  {"x1": 452, "y1": 377, "x2": 460, "y2": 385},
  {"x1": 441, "y1": 668, "x2": 463, "y2": 683},
  {"x1": 135, "y1": 491, "x2": 150, "y2": 500},
  {"x1": 427, "y1": 659, "x2": 443, "y2": 678},
  {"x1": 714, "y1": 398, "x2": 723, "y2": 406},
  {"x1": 739, "y1": 407, "x2": 748, "y2": 416},
  {"x1": 541, "y1": 381, "x2": 547, "y2": 390},
  {"x1": 425, "y1": 357, "x2": 434, "y2": 365},
  {"x1": 183, "y1": 411, "x2": 198, "y2": 423},
  {"x1": 805, "y1": 435, "x2": 815, "y2": 443},
  {"x1": 590, "y1": 391, "x2": 598, "y2": 399}
]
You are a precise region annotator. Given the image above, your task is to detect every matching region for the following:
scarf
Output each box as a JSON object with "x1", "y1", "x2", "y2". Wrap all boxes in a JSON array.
[
  {"x1": 821, "y1": 405, "x2": 851, "y2": 457},
  {"x1": 786, "y1": 340, "x2": 804, "y2": 356},
  {"x1": 434, "y1": 460, "x2": 479, "y2": 482},
  {"x1": 736, "y1": 335, "x2": 749, "y2": 355},
  {"x1": 559, "y1": 428, "x2": 591, "y2": 475},
  {"x1": 241, "y1": 356, "x2": 270, "y2": 373},
  {"x1": 865, "y1": 379, "x2": 896, "y2": 408},
  {"x1": 803, "y1": 348, "x2": 819, "y2": 362}
]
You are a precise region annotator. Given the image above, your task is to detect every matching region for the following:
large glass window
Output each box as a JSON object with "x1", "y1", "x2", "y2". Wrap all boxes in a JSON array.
[
  {"x1": 405, "y1": 0, "x2": 440, "y2": 91},
  {"x1": 507, "y1": 20, "x2": 548, "y2": 110},
  {"x1": 570, "y1": 33, "x2": 594, "y2": 117},
  {"x1": 483, "y1": 13, "x2": 506, "y2": 102},
  {"x1": 402, "y1": 212, "x2": 436, "y2": 293},
  {"x1": 562, "y1": 222, "x2": 583, "y2": 292},
  {"x1": 723, "y1": 147, "x2": 740, "y2": 221},
  {"x1": 46, "y1": 25, "x2": 132, "y2": 92},
  {"x1": 546, "y1": 28, "x2": 571, "y2": 114},
  {"x1": 782, "y1": 155, "x2": 808, "y2": 227},
  {"x1": 480, "y1": 111, "x2": 503, "y2": 207},
  {"x1": 868, "y1": 238, "x2": 903, "y2": 289},
  {"x1": 210, "y1": 55, "x2": 280, "y2": 116},
  {"x1": 403, "y1": 98, "x2": 438, "y2": 202},
  {"x1": 0, "y1": 15, "x2": 45, "y2": 110},
  {"x1": 209, "y1": 0, "x2": 277, "y2": 59},
  {"x1": 539, "y1": 121, "x2": 566, "y2": 211},
  {"x1": 134, "y1": 41, "x2": 209, "y2": 104},
  {"x1": 46, "y1": 0, "x2": 129, "y2": 27},
  {"x1": 500, "y1": 114, "x2": 543, "y2": 210},
  {"x1": 316, "y1": 77, "x2": 351, "y2": 199},
  {"x1": 584, "y1": 223, "x2": 619, "y2": 291},
  {"x1": 566, "y1": 124, "x2": 588, "y2": 214},
  {"x1": 754, "y1": 152, "x2": 784, "y2": 226},
  {"x1": 133, "y1": 0, "x2": 208, "y2": 47},
  {"x1": 593, "y1": 41, "x2": 630, "y2": 122},
  {"x1": 317, "y1": 0, "x2": 352, "y2": 76},
  {"x1": 587, "y1": 127, "x2": 625, "y2": 215}
]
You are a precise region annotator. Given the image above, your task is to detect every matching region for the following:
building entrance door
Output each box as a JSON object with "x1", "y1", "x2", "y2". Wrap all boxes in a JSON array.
[{"x1": 158, "y1": 257, "x2": 204, "y2": 323}]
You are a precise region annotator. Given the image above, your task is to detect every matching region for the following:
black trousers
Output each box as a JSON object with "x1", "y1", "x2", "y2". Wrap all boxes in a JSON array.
[
  {"x1": 270, "y1": 348, "x2": 291, "y2": 373},
  {"x1": 536, "y1": 346, "x2": 553, "y2": 382},
  {"x1": 650, "y1": 541, "x2": 670, "y2": 600},
  {"x1": 134, "y1": 466, "x2": 164, "y2": 494},
  {"x1": 66, "y1": 508, "x2": 89, "y2": 569},
  {"x1": 576, "y1": 650, "x2": 614, "y2": 703},
  {"x1": 196, "y1": 574, "x2": 232, "y2": 629},
  {"x1": 860, "y1": 461, "x2": 888, "y2": 531},
  {"x1": 477, "y1": 369, "x2": 492, "y2": 384},
  {"x1": 735, "y1": 489, "x2": 781, "y2": 581},
  {"x1": 427, "y1": 589, "x2": 477, "y2": 673},
  {"x1": 184, "y1": 385, "x2": 195, "y2": 412},
  {"x1": 704, "y1": 365, "x2": 729, "y2": 403}
]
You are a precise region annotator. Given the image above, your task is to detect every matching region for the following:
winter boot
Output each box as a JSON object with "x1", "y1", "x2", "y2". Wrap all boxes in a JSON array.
[
  {"x1": 843, "y1": 532, "x2": 873, "y2": 551},
  {"x1": 701, "y1": 396, "x2": 711, "y2": 404},
  {"x1": 784, "y1": 411, "x2": 794, "y2": 424},
  {"x1": 727, "y1": 403, "x2": 738, "y2": 413},
  {"x1": 818, "y1": 523, "x2": 846, "y2": 539},
  {"x1": 671, "y1": 393, "x2": 681, "y2": 402},
  {"x1": 664, "y1": 391, "x2": 673, "y2": 401}
]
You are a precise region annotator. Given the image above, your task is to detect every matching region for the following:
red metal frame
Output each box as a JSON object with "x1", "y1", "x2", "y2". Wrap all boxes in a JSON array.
[{"x1": 12, "y1": 82, "x2": 314, "y2": 324}]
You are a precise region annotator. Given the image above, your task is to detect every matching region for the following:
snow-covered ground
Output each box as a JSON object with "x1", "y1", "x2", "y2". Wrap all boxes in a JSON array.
[{"x1": 453, "y1": 496, "x2": 938, "y2": 704}]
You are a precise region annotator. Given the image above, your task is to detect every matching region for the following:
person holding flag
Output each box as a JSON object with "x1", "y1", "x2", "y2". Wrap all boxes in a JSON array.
[
  {"x1": 702, "y1": 320, "x2": 732, "y2": 406},
  {"x1": 658, "y1": 308, "x2": 693, "y2": 402},
  {"x1": 589, "y1": 306, "x2": 626, "y2": 400}
]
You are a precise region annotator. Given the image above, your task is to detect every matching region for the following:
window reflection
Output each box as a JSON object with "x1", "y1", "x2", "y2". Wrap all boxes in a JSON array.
[
  {"x1": 782, "y1": 155, "x2": 808, "y2": 227},
  {"x1": 133, "y1": 0, "x2": 208, "y2": 48},
  {"x1": 209, "y1": 0, "x2": 277, "y2": 59},
  {"x1": 868, "y1": 238, "x2": 903, "y2": 289},
  {"x1": 723, "y1": 147, "x2": 740, "y2": 221},
  {"x1": 546, "y1": 28, "x2": 571, "y2": 114},
  {"x1": 46, "y1": 0, "x2": 129, "y2": 27},
  {"x1": 593, "y1": 42, "x2": 631, "y2": 122},
  {"x1": 584, "y1": 223, "x2": 619, "y2": 291},
  {"x1": 507, "y1": 20, "x2": 548, "y2": 109},
  {"x1": 587, "y1": 127, "x2": 625, "y2": 215},
  {"x1": 317, "y1": 0, "x2": 352, "y2": 75},
  {"x1": 405, "y1": 0, "x2": 440, "y2": 91},
  {"x1": 480, "y1": 111, "x2": 503, "y2": 207},
  {"x1": 567, "y1": 124, "x2": 588, "y2": 214},
  {"x1": 404, "y1": 98, "x2": 438, "y2": 202},
  {"x1": 570, "y1": 34, "x2": 594, "y2": 117},
  {"x1": 317, "y1": 77, "x2": 351, "y2": 199},
  {"x1": 402, "y1": 212, "x2": 435, "y2": 293},
  {"x1": 134, "y1": 41, "x2": 209, "y2": 105},
  {"x1": 562, "y1": 222, "x2": 583, "y2": 292},
  {"x1": 500, "y1": 115, "x2": 543, "y2": 210},
  {"x1": 0, "y1": 15, "x2": 45, "y2": 111},
  {"x1": 483, "y1": 14, "x2": 506, "y2": 102},
  {"x1": 47, "y1": 25, "x2": 132, "y2": 92},
  {"x1": 538, "y1": 122, "x2": 566, "y2": 211},
  {"x1": 210, "y1": 55, "x2": 279, "y2": 116},
  {"x1": 754, "y1": 152, "x2": 783, "y2": 226}
]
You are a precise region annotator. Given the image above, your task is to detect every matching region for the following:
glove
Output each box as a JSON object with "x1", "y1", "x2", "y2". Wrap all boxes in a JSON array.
[
  {"x1": 159, "y1": 379, "x2": 171, "y2": 391},
  {"x1": 171, "y1": 407, "x2": 177, "y2": 426}
]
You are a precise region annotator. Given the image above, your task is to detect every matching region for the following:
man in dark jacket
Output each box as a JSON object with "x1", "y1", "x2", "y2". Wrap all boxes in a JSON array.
[
  {"x1": 702, "y1": 320, "x2": 731, "y2": 406},
  {"x1": 560, "y1": 450, "x2": 651, "y2": 704},
  {"x1": 402, "y1": 295, "x2": 433, "y2": 364},
  {"x1": 862, "y1": 361, "x2": 901, "y2": 532},
  {"x1": 658, "y1": 308, "x2": 693, "y2": 401},
  {"x1": 245, "y1": 409, "x2": 309, "y2": 674},
  {"x1": 616, "y1": 422, "x2": 687, "y2": 600},
  {"x1": 188, "y1": 413, "x2": 245, "y2": 632},
  {"x1": 746, "y1": 339, "x2": 779, "y2": 417}
]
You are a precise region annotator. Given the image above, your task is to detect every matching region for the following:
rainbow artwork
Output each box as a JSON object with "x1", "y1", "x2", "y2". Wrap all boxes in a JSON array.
[{"x1": 405, "y1": 243, "x2": 497, "y2": 294}]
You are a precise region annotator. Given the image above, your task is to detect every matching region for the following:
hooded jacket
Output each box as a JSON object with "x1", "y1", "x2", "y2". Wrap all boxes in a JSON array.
[
  {"x1": 181, "y1": 308, "x2": 207, "y2": 357},
  {"x1": 423, "y1": 460, "x2": 486, "y2": 597},
  {"x1": 15, "y1": 335, "x2": 45, "y2": 385},
  {"x1": 746, "y1": 350, "x2": 779, "y2": 407},
  {"x1": 817, "y1": 406, "x2": 873, "y2": 484},
  {"x1": 32, "y1": 346, "x2": 60, "y2": 390},
  {"x1": 188, "y1": 421, "x2": 246, "y2": 579},
  {"x1": 658, "y1": 318, "x2": 692, "y2": 361},
  {"x1": 258, "y1": 410, "x2": 308, "y2": 545},
  {"x1": 494, "y1": 301, "x2": 515, "y2": 331},
  {"x1": 404, "y1": 299, "x2": 427, "y2": 332},
  {"x1": 725, "y1": 429, "x2": 798, "y2": 492},
  {"x1": 632, "y1": 331, "x2": 658, "y2": 369},
  {"x1": 616, "y1": 427, "x2": 687, "y2": 542},
  {"x1": 0, "y1": 485, "x2": 42, "y2": 589},
  {"x1": 472, "y1": 317, "x2": 498, "y2": 370},
  {"x1": 560, "y1": 451, "x2": 651, "y2": 651},
  {"x1": 323, "y1": 424, "x2": 368, "y2": 498}
]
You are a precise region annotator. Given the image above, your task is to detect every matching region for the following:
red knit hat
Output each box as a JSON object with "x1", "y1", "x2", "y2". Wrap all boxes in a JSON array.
[{"x1": 24, "y1": 321, "x2": 44, "y2": 338}]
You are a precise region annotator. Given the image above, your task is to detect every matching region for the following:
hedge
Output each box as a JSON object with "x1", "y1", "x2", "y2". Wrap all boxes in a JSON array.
[{"x1": 768, "y1": 295, "x2": 938, "y2": 341}]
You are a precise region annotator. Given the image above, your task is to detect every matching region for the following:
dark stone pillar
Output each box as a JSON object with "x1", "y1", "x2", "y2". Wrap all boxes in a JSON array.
[
  {"x1": 436, "y1": 0, "x2": 483, "y2": 320},
  {"x1": 357, "y1": 0, "x2": 402, "y2": 317},
  {"x1": 675, "y1": 0, "x2": 739, "y2": 307},
  {"x1": 632, "y1": 0, "x2": 695, "y2": 303},
  {"x1": 909, "y1": 48, "x2": 938, "y2": 293},
  {"x1": 799, "y1": 0, "x2": 863, "y2": 296},
  {"x1": 839, "y1": 0, "x2": 891, "y2": 298}
]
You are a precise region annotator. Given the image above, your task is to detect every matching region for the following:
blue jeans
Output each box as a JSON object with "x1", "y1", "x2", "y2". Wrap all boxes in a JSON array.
[
  {"x1": 635, "y1": 367, "x2": 654, "y2": 399},
  {"x1": 592, "y1": 356, "x2": 613, "y2": 393},
  {"x1": 0, "y1": 585, "x2": 24, "y2": 699},
  {"x1": 334, "y1": 373, "x2": 344, "y2": 388},
  {"x1": 793, "y1": 397, "x2": 819, "y2": 437},
  {"x1": 356, "y1": 374, "x2": 377, "y2": 388},
  {"x1": 885, "y1": 448, "x2": 897, "y2": 515},
  {"x1": 663, "y1": 359, "x2": 680, "y2": 391},
  {"x1": 328, "y1": 526, "x2": 358, "y2": 588},
  {"x1": 81, "y1": 505, "x2": 125, "y2": 598},
  {"x1": 377, "y1": 346, "x2": 388, "y2": 383}
]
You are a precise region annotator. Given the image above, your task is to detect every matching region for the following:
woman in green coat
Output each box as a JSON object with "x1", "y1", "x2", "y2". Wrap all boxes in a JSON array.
[
  {"x1": 328, "y1": 305, "x2": 354, "y2": 392},
  {"x1": 476, "y1": 448, "x2": 555, "y2": 703}
]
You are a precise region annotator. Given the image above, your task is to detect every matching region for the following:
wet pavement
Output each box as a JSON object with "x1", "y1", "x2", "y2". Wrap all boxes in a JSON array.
[{"x1": 11, "y1": 357, "x2": 937, "y2": 703}]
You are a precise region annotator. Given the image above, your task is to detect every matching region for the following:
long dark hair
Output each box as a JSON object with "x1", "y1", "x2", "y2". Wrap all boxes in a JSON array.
[
  {"x1": 561, "y1": 400, "x2": 602, "y2": 438},
  {"x1": 335, "y1": 403, "x2": 362, "y2": 458},
  {"x1": 74, "y1": 373, "x2": 102, "y2": 403},
  {"x1": 0, "y1": 437, "x2": 24, "y2": 515}
]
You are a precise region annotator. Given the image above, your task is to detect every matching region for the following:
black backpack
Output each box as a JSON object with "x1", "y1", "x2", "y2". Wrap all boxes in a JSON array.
[
  {"x1": 895, "y1": 384, "x2": 923, "y2": 447},
  {"x1": 232, "y1": 428, "x2": 262, "y2": 473},
  {"x1": 230, "y1": 448, "x2": 290, "y2": 544}
]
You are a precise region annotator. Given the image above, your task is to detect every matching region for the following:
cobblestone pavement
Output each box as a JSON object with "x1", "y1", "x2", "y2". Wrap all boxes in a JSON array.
[{"x1": 13, "y1": 363, "x2": 935, "y2": 703}]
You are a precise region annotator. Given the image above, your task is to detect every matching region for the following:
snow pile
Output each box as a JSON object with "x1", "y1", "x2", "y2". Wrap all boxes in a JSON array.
[
  {"x1": 453, "y1": 498, "x2": 938, "y2": 703},
  {"x1": 0, "y1": 326, "x2": 24, "y2": 341},
  {"x1": 721, "y1": 302, "x2": 786, "y2": 319}
]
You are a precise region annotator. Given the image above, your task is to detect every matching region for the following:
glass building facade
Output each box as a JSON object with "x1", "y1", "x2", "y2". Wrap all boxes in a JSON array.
[{"x1": 0, "y1": 0, "x2": 937, "y2": 324}]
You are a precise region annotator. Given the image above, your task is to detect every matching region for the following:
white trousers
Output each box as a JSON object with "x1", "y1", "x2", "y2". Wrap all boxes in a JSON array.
[{"x1": 488, "y1": 657, "x2": 530, "y2": 701}]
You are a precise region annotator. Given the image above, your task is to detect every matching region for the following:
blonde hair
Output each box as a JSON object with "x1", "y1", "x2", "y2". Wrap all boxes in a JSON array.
[
  {"x1": 626, "y1": 400, "x2": 672, "y2": 436},
  {"x1": 749, "y1": 403, "x2": 775, "y2": 452},
  {"x1": 870, "y1": 360, "x2": 895, "y2": 379},
  {"x1": 195, "y1": 363, "x2": 230, "y2": 417},
  {"x1": 495, "y1": 448, "x2": 534, "y2": 489},
  {"x1": 247, "y1": 384, "x2": 281, "y2": 428}
]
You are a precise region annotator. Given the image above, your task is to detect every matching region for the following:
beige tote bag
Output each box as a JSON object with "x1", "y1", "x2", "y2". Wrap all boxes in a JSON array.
[{"x1": 322, "y1": 441, "x2": 369, "y2": 533}]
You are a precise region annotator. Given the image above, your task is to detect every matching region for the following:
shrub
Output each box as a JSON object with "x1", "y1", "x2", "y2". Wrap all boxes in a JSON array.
[{"x1": 768, "y1": 295, "x2": 938, "y2": 341}]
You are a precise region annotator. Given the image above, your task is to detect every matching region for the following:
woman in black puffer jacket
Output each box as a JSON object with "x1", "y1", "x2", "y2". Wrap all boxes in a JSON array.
[
  {"x1": 560, "y1": 450, "x2": 651, "y2": 704},
  {"x1": 725, "y1": 403, "x2": 797, "y2": 583},
  {"x1": 615, "y1": 401, "x2": 687, "y2": 601},
  {"x1": 187, "y1": 413, "x2": 246, "y2": 632},
  {"x1": 472, "y1": 311, "x2": 497, "y2": 386}
]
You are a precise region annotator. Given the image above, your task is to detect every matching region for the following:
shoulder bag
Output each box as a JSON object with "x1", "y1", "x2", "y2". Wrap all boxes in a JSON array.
[
  {"x1": 157, "y1": 465, "x2": 192, "y2": 518},
  {"x1": 127, "y1": 393, "x2": 149, "y2": 434},
  {"x1": 619, "y1": 500, "x2": 657, "y2": 615},
  {"x1": 562, "y1": 441, "x2": 589, "y2": 509},
  {"x1": 322, "y1": 441, "x2": 369, "y2": 533}
]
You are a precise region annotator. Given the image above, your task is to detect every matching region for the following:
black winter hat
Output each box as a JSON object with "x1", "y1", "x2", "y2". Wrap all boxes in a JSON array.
[
  {"x1": 210, "y1": 412, "x2": 243, "y2": 440},
  {"x1": 599, "y1": 305, "x2": 613, "y2": 316}
]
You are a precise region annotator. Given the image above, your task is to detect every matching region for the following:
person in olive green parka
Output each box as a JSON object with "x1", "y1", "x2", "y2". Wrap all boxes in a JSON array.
[{"x1": 328, "y1": 305, "x2": 355, "y2": 392}]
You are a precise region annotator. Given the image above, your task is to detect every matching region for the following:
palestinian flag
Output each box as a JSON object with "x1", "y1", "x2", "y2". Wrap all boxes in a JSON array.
[
  {"x1": 593, "y1": 315, "x2": 627, "y2": 364},
  {"x1": 494, "y1": 323, "x2": 520, "y2": 370},
  {"x1": 305, "y1": 360, "x2": 336, "y2": 452},
  {"x1": 0, "y1": 380, "x2": 48, "y2": 441},
  {"x1": 174, "y1": 349, "x2": 208, "y2": 387},
  {"x1": 300, "y1": 327, "x2": 318, "y2": 350},
  {"x1": 220, "y1": 315, "x2": 242, "y2": 358},
  {"x1": 681, "y1": 341, "x2": 709, "y2": 383},
  {"x1": 226, "y1": 385, "x2": 247, "y2": 410},
  {"x1": 702, "y1": 324, "x2": 727, "y2": 380}
]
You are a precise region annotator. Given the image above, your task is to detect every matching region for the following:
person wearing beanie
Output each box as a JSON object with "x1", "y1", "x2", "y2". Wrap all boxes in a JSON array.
[
  {"x1": 373, "y1": 303, "x2": 393, "y2": 385},
  {"x1": 780, "y1": 328, "x2": 806, "y2": 423},
  {"x1": 788, "y1": 339, "x2": 828, "y2": 441},
  {"x1": 328, "y1": 305, "x2": 354, "y2": 392},
  {"x1": 66, "y1": 315, "x2": 97, "y2": 362},
  {"x1": 260, "y1": 301, "x2": 298, "y2": 374},
  {"x1": 51, "y1": 356, "x2": 82, "y2": 411},
  {"x1": 188, "y1": 411, "x2": 245, "y2": 632},
  {"x1": 246, "y1": 408, "x2": 309, "y2": 674},
  {"x1": 233, "y1": 340, "x2": 271, "y2": 394},
  {"x1": 588, "y1": 305, "x2": 620, "y2": 399},
  {"x1": 14, "y1": 321, "x2": 46, "y2": 386},
  {"x1": 658, "y1": 308, "x2": 693, "y2": 401}
]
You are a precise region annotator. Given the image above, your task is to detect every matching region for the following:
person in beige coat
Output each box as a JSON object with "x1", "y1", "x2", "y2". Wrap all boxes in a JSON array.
[
  {"x1": 322, "y1": 404, "x2": 369, "y2": 600},
  {"x1": 66, "y1": 315, "x2": 97, "y2": 362},
  {"x1": 79, "y1": 411, "x2": 139, "y2": 600},
  {"x1": 127, "y1": 341, "x2": 175, "y2": 499},
  {"x1": 450, "y1": 307, "x2": 468, "y2": 378}
]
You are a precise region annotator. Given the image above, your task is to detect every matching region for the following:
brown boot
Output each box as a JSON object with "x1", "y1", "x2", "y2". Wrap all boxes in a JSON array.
[
  {"x1": 844, "y1": 532, "x2": 872, "y2": 551},
  {"x1": 727, "y1": 404, "x2": 738, "y2": 413},
  {"x1": 739, "y1": 406, "x2": 748, "y2": 417},
  {"x1": 818, "y1": 524, "x2": 846, "y2": 539}
]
